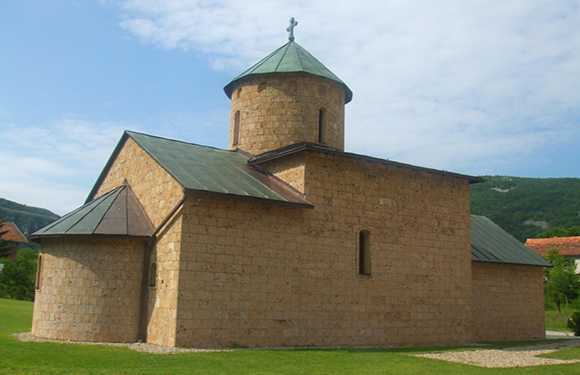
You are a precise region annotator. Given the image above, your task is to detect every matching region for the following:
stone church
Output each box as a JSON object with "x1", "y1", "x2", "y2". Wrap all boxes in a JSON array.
[{"x1": 30, "y1": 24, "x2": 550, "y2": 348}]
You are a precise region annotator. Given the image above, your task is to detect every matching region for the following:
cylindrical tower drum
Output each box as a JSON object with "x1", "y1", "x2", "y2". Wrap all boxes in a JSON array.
[{"x1": 228, "y1": 72, "x2": 346, "y2": 155}]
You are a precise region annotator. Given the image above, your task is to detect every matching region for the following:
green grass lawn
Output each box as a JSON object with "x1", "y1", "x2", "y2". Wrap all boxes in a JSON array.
[
  {"x1": 546, "y1": 307, "x2": 577, "y2": 332},
  {"x1": 2, "y1": 298, "x2": 580, "y2": 375}
]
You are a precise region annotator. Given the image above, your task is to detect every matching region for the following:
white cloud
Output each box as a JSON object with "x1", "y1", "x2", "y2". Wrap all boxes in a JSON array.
[
  {"x1": 0, "y1": 119, "x2": 127, "y2": 214},
  {"x1": 110, "y1": 0, "x2": 580, "y2": 176},
  {"x1": 1, "y1": 119, "x2": 125, "y2": 167}
]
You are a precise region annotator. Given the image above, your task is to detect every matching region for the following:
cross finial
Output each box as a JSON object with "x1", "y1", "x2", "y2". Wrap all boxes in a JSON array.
[{"x1": 287, "y1": 17, "x2": 298, "y2": 42}]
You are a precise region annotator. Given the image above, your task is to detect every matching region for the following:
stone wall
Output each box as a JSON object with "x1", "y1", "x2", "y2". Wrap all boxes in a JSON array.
[
  {"x1": 472, "y1": 262, "x2": 545, "y2": 342},
  {"x1": 173, "y1": 150, "x2": 473, "y2": 348},
  {"x1": 229, "y1": 73, "x2": 346, "y2": 155},
  {"x1": 32, "y1": 237, "x2": 145, "y2": 342},
  {"x1": 262, "y1": 152, "x2": 306, "y2": 194},
  {"x1": 94, "y1": 137, "x2": 184, "y2": 227},
  {"x1": 92, "y1": 136, "x2": 185, "y2": 346},
  {"x1": 145, "y1": 216, "x2": 183, "y2": 347}
]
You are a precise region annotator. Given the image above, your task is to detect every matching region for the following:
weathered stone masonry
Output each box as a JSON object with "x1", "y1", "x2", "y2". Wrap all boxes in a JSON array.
[
  {"x1": 172, "y1": 151, "x2": 473, "y2": 348},
  {"x1": 472, "y1": 262, "x2": 545, "y2": 342},
  {"x1": 230, "y1": 73, "x2": 345, "y2": 154},
  {"x1": 32, "y1": 237, "x2": 145, "y2": 343}
]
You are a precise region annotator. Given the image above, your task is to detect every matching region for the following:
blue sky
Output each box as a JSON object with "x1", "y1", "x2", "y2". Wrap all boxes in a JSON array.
[{"x1": 1, "y1": 0, "x2": 579, "y2": 215}]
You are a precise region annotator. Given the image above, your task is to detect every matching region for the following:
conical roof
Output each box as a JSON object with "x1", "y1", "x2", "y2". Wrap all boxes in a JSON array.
[
  {"x1": 29, "y1": 184, "x2": 154, "y2": 241},
  {"x1": 224, "y1": 41, "x2": 352, "y2": 103}
]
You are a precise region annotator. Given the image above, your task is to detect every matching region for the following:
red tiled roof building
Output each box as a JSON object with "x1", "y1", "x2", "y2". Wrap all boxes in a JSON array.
[
  {"x1": 525, "y1": 237, "x2": 580, "y2": 258},
  {"x1": 0, "y1": 221, "x2": 28, "y2": 260}
]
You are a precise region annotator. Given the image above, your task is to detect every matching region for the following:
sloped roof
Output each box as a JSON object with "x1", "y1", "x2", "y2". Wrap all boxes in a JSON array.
[
  {"x1": 0, "y1": 222, "x2": 28, "y2": 243},
  {"x1": 471, "y1": 215, "x2": 551, "y2": 267},
  {"x1": 87, "y1": 131, "x2": 313, "y2": 208},
  {"x1": 525, "y1": 237, "x2": 580, "y2": 257},
  {"x1": 224, "y1": 41, "x2": 353, "y2": 104},
  {"x1": 30, "y1": 184, "x2": 154, "y2": 241},
  {"x1": 249, "y1": 142, "x2": 484, "y2": 184}
]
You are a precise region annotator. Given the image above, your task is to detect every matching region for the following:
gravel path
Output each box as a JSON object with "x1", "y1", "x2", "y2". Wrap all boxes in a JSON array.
[
  {"x1": 13, "y1": 332, "x2": 580, "y2": 367},
  {"x1": 413, "y1": 340, "x2": 580, "y2": 368}
]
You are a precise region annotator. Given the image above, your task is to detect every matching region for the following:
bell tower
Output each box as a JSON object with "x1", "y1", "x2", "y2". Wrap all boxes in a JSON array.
[{"x1": 223, "y1": 18, "x2": 353, "y2": 156}]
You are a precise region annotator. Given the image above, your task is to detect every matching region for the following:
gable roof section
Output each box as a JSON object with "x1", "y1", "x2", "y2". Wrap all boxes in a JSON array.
[
  {"x1": 87, "y1": 131, "x2": 313, "y2": 208},
  {"x1": 525, "y1": 237, "x2": 580, "y2": 258},
  {"x1": 224, "y1": 41, "x2": 353, "y2": 104},
  {"x1": 249, "y1": 142, "x2": 485, "y2": 184},
  {"x1": 0, "y1": 222, "x2": 28, "y2": 243},
  {"x1": 30, "y1": 184, "x2": 154, "y2": 241},
  {"x1": 471, "y1": 215, "x2": 551, "y2": 267}
]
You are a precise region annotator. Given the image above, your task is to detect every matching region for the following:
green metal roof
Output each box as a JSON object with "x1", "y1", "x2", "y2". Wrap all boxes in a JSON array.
[
  {"x1": 224, "y1": 41, "x2": 353, "y2": 103},
  {"x1": 87, "y1": 131, "x2": 312, "y2": 208},
  {"x1": 30, "y1": 184, "x2": 154, "y2": 240},
  {"x1": 471, "y1": 215, "x2": 551, "y2": 267},
  {"x1": 249, "y1": 142, "x2": 485, "y2": 185}
]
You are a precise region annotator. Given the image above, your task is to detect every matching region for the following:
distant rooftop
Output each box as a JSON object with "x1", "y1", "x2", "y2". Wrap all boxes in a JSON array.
[
  {"x1": 526, "y1": 236, "x2": 580, "y2": 258},
  {"x1": 0, "y1": 221, "x2": 28, "y2": 243}
]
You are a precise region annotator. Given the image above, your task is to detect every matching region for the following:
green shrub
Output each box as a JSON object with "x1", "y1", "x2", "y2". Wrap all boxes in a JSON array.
[
  {"x1": 0, "y1": 247, "x2": 38, "y2": 301},
  {"x1": 567, "y1": 311, "x2": 580, "y2": 336}
]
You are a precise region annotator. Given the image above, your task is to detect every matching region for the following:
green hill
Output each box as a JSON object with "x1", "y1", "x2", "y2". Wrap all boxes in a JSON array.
[
  {"x1": 470, "y1": 176, "x2": 580, "y2": 242},
  {"x1": 0, "y1": 199, "x2": 60, "y2": 237},
  {"x1": 2, "y1": 175, "x2": 579, "y2": 242}
]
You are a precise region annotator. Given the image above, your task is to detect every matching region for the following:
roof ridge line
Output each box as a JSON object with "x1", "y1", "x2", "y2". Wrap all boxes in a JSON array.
[
  {"x1": 274, "y1": 42, "x2": 291, "y2": 72},
  {"x1": 68, "y1": 187, "x2": 122, "y2": 235},
  {"x1": 126, "y1": 130, "x2": 230, "y2": 152},
  {"x1": 291, "y1": 42, "x2": 304, "y2": 71}
]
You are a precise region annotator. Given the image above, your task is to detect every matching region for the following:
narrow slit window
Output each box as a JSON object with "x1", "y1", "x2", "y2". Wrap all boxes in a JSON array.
[
  {"x1": 35, "y1": 255, "x2": 42, "y2": 290},
  {"x1": 148, "y1": 262, "x2": 157, "y2": 287},
  {"x1": 318, "y1": 108, "x2": 326, "y2": 143},
  {"x1": 358, "y1": 230, "x2": 371, "y2": 276},
  {"x1": 233, "y1": 110, "x2": 240, "y2": 146}
]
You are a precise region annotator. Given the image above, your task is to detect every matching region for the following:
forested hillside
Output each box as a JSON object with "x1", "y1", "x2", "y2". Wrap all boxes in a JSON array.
[
  {"x1": 470, "y1": 176, "x2": 580, "y2": 242},
  {"x1": 2, "y1": 175, "x2": 579, "y2": 242},
  {"x1": 0, "y1": 199, "x2": 59, "y2": 237}
]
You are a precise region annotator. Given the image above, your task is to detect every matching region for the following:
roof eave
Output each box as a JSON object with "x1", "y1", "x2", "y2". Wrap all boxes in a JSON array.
[
  {"x1": 249, "y1": 142, "x2": 484, "y2": 184},
  {"x1": 472, "y1": 259, "x2": 553, "y2": 268},
  {"x1": 184, "y1": 188, "x2": 314, "y2": 209},
  {"x1": 224, "y1": 72, "x2": 353, "y2": 104},
  {"x1": 29, "y1": 233, "x2": 151, "y2": 243}
]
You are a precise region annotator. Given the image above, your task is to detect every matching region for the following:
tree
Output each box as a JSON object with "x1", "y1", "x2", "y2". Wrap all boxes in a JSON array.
[
  {"x1": 0, "y1": 247, "x2": 38, "y2": 301},
  {"x1": 543, "y1": 248, "x2": 580, "y2": 313},
  {"x1": 537, "y1": 226, "x2": 580, "y2": 239}
]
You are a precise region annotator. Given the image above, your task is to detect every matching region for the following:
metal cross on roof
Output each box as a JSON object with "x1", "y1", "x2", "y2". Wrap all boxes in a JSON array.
[{"x1": 287, "y1": 17, "x2": 298, "y2": 42}]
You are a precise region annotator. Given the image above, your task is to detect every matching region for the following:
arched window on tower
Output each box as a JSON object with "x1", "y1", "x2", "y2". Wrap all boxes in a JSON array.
[
  {"x1": 318, "y1": 108, "x2": 326, "y2": 144},
  {"x1": 233, "y1": 110, "x2": 240, "y2": 146},
  {"x1": 358, "y1": 230, "x2": 371, "y2": 276}
]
